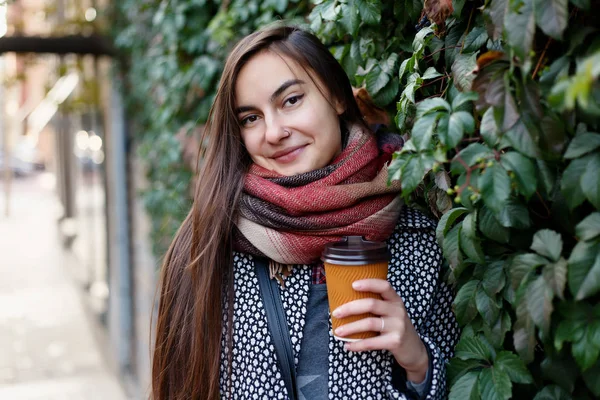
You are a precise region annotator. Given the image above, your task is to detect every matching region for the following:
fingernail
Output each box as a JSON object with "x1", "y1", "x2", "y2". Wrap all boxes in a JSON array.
[
  {"x1": 332, "y1": 308, "x2": 341, "y2": 318},
  {"x1": 334, "y1": 327, "x2": 343, "y2": 335},
  {"x1": 344, "y1": 344, "x2": 350, "y2": 351},
  {"x1": 352, "y1": 281, "x2": 362, "y2": 289}
]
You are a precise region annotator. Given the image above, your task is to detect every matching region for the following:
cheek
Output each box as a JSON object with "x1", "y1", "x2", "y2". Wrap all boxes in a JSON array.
[{"x1": 240, "y1": 132, "x2": 260, "y2": 157}]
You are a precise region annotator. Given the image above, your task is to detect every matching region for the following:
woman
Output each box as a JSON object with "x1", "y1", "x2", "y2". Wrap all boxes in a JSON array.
[{"x1": 152, "y1": 25, "x2": 458, "y2": 400}]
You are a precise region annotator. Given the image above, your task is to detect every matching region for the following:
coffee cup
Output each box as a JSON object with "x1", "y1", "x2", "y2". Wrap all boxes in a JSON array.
[{"x1": 321, "y1": 236, "x2": 389, "y2": 342}]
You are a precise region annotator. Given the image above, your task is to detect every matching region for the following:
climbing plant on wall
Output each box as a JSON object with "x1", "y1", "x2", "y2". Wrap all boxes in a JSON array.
[{"x1": 113, "y1": 0, "x2": 600, "y2": 398}]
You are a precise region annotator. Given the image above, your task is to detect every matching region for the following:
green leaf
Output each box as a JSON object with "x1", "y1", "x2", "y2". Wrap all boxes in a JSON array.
[
  {"x1": 554, "y1": 315, "x2": 587, "y2": 350},
  {"x1": 453, "y1": 0, "x2": 468, "y2": 16},
  {"x1": 560, "y1": 155, "x2": 591, "y2": 210},
  {"x1": 411, "y1": 113, "x2": 438, "y2": 151},
  {"x1": 495, "y1": 351, "x2": 534, "y2": 383},
  {"x1": 504, "y1": 0, "x2": 535, "y2": 61},
  {"x1": 445, "y1": 112, "x2": 470, "y2": 148},
  {"x1": 320, "y1": 0, "x2": 340, "y2": 21},
  {"x1": 581, "y1": 154, "x2": 600, "y2": 209},
  {"x1": 461, "y1": 213, "x2": 486, "y2": 264},
  {"x1": 540, "y1": 56, "x2": 571, "y2": 90},
  {"x1": 436, "y1": 207, "x2": 468, "y2": 244},
  {"x1": 543, "y1": 258, "x2": 568, "y2": 300},
  {"x1": 463, "y1": 27, "x2": 489, "y2": 52},
  {"x1": 505, "y1": 118, "x2": 541, "y2": 159},
  {"x1": 480, "y1": 163, "x2": 511, "y2": 213},
  {"x1": 570, "y1": 0, "x2": 590, "y2": 9},
  {"x1": 456, "y1": 335, "x2": 494, "y2": 362},
  {"x1": 454, "y1": 280, "x2": 480, "y2": 325},
  {"x1": 575, "y1": 252, "x2": 600, "y2": 300},
  {"x1": 452, "y1": 52, "x2": 478, "y2": 92},
  {"x1": 541, "y1": 354, "x2": 579, "y2": 392},
  {"x1": 416, "y1": 97, "x2": 452, "y2": 118},
  {"x1": 582, "y1": 362, "x2": 600, "y2": 396},
  {"x1": 563, "y1": 132, "x2": 600, "y2": 158},
  {"x1": 481, "y1": 107, "x2": 500, "y2": 146},
  {"x1": 526, "y1": 275, "x2": 554, "y2": 334},
  {"x1": 401, "y1": 153, "x2": 435, "y2": 195},
  {"x1": 514, "y1": 296, "x2": 537, "y2": 362},
  {"x1": 568, "y1": 240, "x2": 600, "y2": 300},
  {"x1": 533, "y1": 0, "x2": 568, "y2": 40},
  {"x1": 486, "y1": 0, "x2": 508, "y2": 41},
  {"x1": 531, "y1": 229, "x2": 563, "y2": 262},
  {"x1": 484, "y1": 311, "x2": 512, "y2": 347},
  {"x1": 501, "y1": 152, "x2": 537, "y2": 198},
  {"x1": 365, "y1": 64, "x2": 389, "y2": 95},
  {"x1": 510, "y1": 253, "x2": 548, "y2": 289},
  {"x1": 449, "y1": 357, "x2": 486, "y2": 387},
  {"x1": 381, "y1": 53, "x2": 399, "y2": 75},
  {"x1": 539, "y1": 115, "x2": 569, "y2": 156},
  {"x1": 398, "y1": 55, "x2": 416, "y2": 82},
  {"x1": 497, "y1": 198, "x2": 531, "y2": 229},
  {"x1": 532, "y1": 385, "x2": 572, "y2": 400},
  {"x1": 355, "y1": 0, "x2": 380, "y2": 24},
  {"x1": 449, "y1": 371, "x2": 479, "y2": 400},
  {"x1": 402, "y1": 74, "x2": 422, "y2": 103},
  {"x1": 536, "y1": 159, "x2": 557, "y2": 195},
  {"x1": 422, "y1": 67, "x2": 442, "y2": 80},
  {"x1": 388, "y1": 152, "x2": 407, "y2": 183},
  {"x1": 452, "y1": 92, "x2": 479, "y2": 111},
  {"x1": 576, "y1": 212, "x2": 600, "y2": 241},
  {"x1": 572, "y1": 330, "x2": 600, "y2": 371},
  {"x1": 479, "y1": 206, "x2": 510, "y2": 244},
  {"x1": 372, "y1": 77, "x2": 399, "y2": 107},
  {"x1": 454, "y1": 111, "x2": 476, "y2": 134},
  {"x1": 483, "y1": 261, "x2": 507, "y2": 295},
  {"x1": 413, "y1": 25, "x2": 434, "y2": 51},
  {"x1": 445, "y1": 22, "x2": 466, "y2": 67},
  {"x1": 478, "y1": 367, "x2": 512, "y2": 400},
  {"x1": 339, "y1": 2, "x2": 360, "y2": 36},
  {"x1": 452, "y1": 143, "x2": 493, "y2": 174},
  {"x1": 476, "y1": 285, "x2": 501, "y2": 325}
]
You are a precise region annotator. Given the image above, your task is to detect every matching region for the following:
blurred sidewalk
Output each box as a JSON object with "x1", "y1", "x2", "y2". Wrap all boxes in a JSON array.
[{"x1": 0, "y1": 173, "x2": 129, "y2": 400}]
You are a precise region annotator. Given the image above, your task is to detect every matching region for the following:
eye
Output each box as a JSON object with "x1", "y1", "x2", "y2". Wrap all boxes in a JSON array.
[
  {"x1": 284, "y1": 94, "x2": 304, "y2": 107},
  {"x1": 240, "y1": 114, "x2": 260, "y2": 126}
]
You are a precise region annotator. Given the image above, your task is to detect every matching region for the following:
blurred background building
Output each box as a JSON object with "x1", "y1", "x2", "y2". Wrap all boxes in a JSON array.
[{"x1": 1, "y1": 0, "x2": 156, "y2": 398}]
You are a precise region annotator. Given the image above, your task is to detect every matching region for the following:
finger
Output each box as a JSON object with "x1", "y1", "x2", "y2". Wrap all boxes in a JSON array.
[
  {"x1": 352, "y1": 279, "x2": 403, "y2": 303},
  {"x1": 332, "y1": 297, "x2": 396, "y2": 319},
  {"x1": 334, "y1": 316, "x2": 388, "y2": 337},
  {"x1": 343, "y1": 331, "x2": 403, "y2": 353}
]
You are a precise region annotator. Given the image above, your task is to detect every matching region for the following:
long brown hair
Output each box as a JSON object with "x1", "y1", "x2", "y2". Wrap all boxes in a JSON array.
[{"x1": 151, "y1": 24, "x2": 365, "y2": 400}]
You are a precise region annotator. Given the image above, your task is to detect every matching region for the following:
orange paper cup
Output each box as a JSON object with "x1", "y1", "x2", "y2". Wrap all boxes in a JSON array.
[
  {"x1": 324, "y1": 261, "x2": 389, "y2": 341},
  {"x1": 321, "y1": 236, "x2": 390, "y2": 342}
]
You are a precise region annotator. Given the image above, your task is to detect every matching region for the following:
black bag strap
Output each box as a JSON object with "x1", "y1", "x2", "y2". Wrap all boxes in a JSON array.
[{"x1": 255, "y1": 257, "x2": 298, "y2": 400}]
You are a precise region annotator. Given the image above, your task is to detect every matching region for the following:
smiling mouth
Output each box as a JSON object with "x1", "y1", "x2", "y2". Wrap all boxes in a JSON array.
[{"x1": 271, "y1": 145, "x2": 307, "y2": 163}]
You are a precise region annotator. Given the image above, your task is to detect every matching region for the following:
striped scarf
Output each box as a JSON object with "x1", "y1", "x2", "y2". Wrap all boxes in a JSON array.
[{"x1": 234, "y1": 123, "x2": 403, "y2": 265}]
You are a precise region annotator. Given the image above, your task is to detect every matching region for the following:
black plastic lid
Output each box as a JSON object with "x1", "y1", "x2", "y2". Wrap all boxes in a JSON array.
[{"x1": 321, "y1": 236, "x2": 389, "y2": 266}]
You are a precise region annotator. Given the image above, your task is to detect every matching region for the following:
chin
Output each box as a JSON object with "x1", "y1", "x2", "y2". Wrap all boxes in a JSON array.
[{"x1": 276, "y1": 164, "x2": 312, "y2": 176}]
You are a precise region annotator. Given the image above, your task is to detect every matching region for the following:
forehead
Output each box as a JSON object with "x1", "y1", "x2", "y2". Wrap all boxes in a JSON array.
[{"x1": 235, "y1": 50, "x2": 313, "y2": 102}]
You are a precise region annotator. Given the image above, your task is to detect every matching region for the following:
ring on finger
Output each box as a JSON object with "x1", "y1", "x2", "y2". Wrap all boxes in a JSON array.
[{"x1": 380, "y1": 317, "x2": 385, "y2": 332}]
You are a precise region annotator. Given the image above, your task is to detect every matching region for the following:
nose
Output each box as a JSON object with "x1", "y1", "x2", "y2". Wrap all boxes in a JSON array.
[{"x1": 264, "y1": 114, "x2": 290, "y2": 144}]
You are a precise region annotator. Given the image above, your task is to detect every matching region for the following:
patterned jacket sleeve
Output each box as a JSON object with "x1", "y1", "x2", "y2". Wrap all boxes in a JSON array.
[
  {"x1": 387, "y1": 282, "x2": 459, "y2": 400},
  {"x1": 417, "y1": 281, "x2": 459, "y2": 399},
  {"x1": 385, "y1": 209, "x2": 460, "y2": 400}
]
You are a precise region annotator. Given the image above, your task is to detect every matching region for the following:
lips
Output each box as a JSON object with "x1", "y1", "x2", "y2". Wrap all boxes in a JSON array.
[{"x1": 271, "y1": 145, "x2": 307, "y2": 163}]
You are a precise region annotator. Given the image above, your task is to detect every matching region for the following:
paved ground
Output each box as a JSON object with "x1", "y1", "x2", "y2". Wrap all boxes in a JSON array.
[{"x1": 0, "y1": 173, "x2": 128, "y2": 400}]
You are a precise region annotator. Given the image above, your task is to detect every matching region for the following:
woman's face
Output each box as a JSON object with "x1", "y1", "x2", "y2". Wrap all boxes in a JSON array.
[{"x1": 235, "y1": 50, "x2": 344, "y2": 176}]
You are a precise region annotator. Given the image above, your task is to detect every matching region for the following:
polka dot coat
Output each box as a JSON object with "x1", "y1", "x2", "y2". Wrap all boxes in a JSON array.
[{"x1": 219, "y1": 208, "x2": 459, "y2": 399}]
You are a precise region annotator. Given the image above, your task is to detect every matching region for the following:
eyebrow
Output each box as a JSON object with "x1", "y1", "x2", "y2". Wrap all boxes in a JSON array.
[{"x1": 235, "y1": 79, "x2": 305, "y2": 114}]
